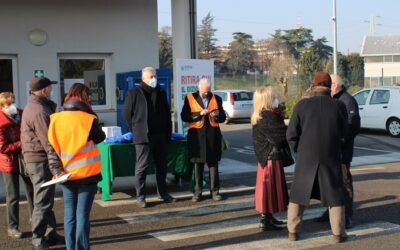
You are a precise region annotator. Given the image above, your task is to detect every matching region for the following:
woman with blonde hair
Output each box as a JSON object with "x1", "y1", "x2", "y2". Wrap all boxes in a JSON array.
[
  {"x1": 252, "y1": 86, "x2": 290, "y2": 231},
  {"x1": 0, "y1": 92, "x2": 34, "y2": 238}
]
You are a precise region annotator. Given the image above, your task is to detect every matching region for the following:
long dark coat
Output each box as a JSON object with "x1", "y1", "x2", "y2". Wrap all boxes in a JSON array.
[
  {"x1": 180, "y1": 91, "x2": 226, "y2": 164},
  {"x1": 286, "y1": 89, "x2": 348, "y2": 206}
]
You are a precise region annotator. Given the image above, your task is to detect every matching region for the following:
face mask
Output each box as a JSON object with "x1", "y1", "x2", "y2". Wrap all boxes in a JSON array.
[
  {"x1": 148, "y1": 78, "x2": 157, "y2": 88},
  {"x1": 272, "y1": 97, "x2": 280, "y2": 108},
  {"x1": 6, "y1": 104, "x2": 18, "y2": 116}
]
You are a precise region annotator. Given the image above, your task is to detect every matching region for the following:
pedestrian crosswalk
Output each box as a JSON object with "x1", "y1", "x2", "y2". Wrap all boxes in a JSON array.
[
  {"x1": 117, "y1": 198, "x2": 400, "y2": 249},
  {"x1": 208, "y1": 221, "x2": 400, "y2": 250}
]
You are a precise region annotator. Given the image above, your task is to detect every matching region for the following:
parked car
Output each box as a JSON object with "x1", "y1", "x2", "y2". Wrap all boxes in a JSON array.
[
  {"x1": 353, "y1": 86, "x2": 400, "y2": 137},
  {"x1": 214, "y1": 90, "x2": 253, "y2": 124}
]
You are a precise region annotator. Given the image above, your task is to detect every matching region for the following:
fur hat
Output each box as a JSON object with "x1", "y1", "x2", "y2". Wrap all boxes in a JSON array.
[{"x1": 312, "y1": 72, "x2": 332, "y2": 88}]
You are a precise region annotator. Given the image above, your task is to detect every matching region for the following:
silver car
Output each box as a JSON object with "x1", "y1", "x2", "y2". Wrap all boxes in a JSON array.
[{"x1": 214, "y1": 90, "x2": 253, "y2": 124}]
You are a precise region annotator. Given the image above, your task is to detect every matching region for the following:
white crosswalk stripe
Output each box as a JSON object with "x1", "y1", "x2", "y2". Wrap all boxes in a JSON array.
[
  {"x1": 146, "y1": 206, "x2": 326, "y2": 242},
  {"x1": 207, "y1": 221, "x2": 400, "y2": 250},
  {"x1": 117, "y1": 198, "x2": 400, "y2": 249},
  {"x1": 119, "y1": 198, "x2": 255, "y2": 224}
]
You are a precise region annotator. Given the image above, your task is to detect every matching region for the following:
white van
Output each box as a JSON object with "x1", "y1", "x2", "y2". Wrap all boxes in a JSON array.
[{"x1": 214, "y1": 90, "x2": 253, "y2": 124}]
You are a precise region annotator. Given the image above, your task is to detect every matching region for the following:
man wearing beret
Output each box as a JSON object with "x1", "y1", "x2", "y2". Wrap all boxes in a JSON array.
[
  {"x1": 286, "y1": 72, "x2": 348, "y2": 243},
  {"x1": 21, "y1": 77, "x2": 65, "y2": 250}
]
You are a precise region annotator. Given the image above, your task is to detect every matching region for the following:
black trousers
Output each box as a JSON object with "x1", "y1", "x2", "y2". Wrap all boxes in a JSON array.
[
  {"x1": 193, "y1": 163, "x2": 220, "y2": 197},
  {"x1": 26, "y1": 162, "x2": 58, "y2": 246},
  {"x1": 342, "y1": 163, "x2": 354, "y2": 218},
  {"x1": 134, "y1": 135, "x2": 168, "y2": 199},
  {"x1": 1, "y1": 171, "x2": 34, "y2": 229}
]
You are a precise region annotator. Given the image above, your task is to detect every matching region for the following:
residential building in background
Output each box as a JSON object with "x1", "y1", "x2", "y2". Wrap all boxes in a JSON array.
[{"x1": 361, "y1": 35, "x2": 400, "y2": 87}]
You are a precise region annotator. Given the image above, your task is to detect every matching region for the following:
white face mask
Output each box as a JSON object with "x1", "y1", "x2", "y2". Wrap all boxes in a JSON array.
[
  {"x1": 148, "y1": 78, "x2": 157, "y2": 88},
  {"x1": 272, "y1": 97, "x2": 280, "y2": 108},
  {"x1": 6, "y1": 104, "x2": 18, "y2": 116}
]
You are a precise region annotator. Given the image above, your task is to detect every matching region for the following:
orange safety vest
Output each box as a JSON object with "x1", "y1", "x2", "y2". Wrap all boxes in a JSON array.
[
  {"x1": 48, "y1": 111, "x2": 101, "y2": 181},
  {"x1": 187, "y1": 93, "x2": 219, "y2": 129}
]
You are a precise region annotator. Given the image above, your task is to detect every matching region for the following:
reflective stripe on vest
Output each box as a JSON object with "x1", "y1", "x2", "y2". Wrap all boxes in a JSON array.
[
  {"x1": 48, "y1": 111, "x2": 102, "y2": 181},
  {"x1": 187, "y1": 93, "x2": 219, "y2": 129}
]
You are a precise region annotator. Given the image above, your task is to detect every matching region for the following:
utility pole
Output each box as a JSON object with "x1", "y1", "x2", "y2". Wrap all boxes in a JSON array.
[
  {"x1": 365, "y1": 15, "x2": 382, "y2": 35},
  {"x1": 332, "y1": 0, "x2": 338, "y2": 74}
]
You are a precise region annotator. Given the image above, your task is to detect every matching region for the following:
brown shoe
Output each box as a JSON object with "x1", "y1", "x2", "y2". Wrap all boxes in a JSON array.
[
  {"x1": 288, "y1": 232, "x2": 298, "y2": 241},
  {"x1": 332, "y1": 234, "x2": 348, "y2": 243}
]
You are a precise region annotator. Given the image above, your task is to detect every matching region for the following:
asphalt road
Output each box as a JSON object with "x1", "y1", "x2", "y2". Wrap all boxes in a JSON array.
[
  {"x1": 220, "y1": 120, "x2": 400, "y2": 164},
  {"x1": 1, "y1": 162, "x2": 398, "y2": 250},
  {"x1": 0, "y1": 120, "x2": 399, "y2": 249}
]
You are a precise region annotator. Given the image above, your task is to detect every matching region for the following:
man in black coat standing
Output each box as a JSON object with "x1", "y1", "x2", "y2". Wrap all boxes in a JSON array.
[
  {"x1": 314, "y1": 75, "x2": 360, "y2": 228},
  {"x1": 286, "y1": 72, "x2": 348, "y2": 243},
  {"x1": 181, "y1": 78, "x2": 226, "y2": 202},
  {"x1": 123, "y1": 67, "x2": 174, "y2": 208}
]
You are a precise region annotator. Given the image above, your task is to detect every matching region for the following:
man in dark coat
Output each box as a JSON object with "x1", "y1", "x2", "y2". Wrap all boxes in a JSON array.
[
  {"x1": 123, "y1": 67, "x2": 174, "y2": 208},
  {"x1": 180, "y1": 78, "x2": 226, "y2": 202},
  {"x1": 286, "y1": 72, "x2": 348, "y2": 243},
  {"x1": 314, "y1": 74, "x2": 360, "y2": 228}
]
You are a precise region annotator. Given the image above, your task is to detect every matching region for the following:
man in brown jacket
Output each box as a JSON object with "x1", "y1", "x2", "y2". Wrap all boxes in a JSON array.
[{"x1": 21, "y1": 77, "x2": 65, "y2": 250}]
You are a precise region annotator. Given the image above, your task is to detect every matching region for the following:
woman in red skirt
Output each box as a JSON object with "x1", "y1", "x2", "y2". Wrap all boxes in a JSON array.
[{"x1": 252, "y1": 87, "x2": 289, "y2": 231}]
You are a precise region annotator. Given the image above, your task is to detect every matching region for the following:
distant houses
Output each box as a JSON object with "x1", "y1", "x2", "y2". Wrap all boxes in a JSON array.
[{"x1": 361, "y1": 35, "x2": 400, "y2": 87}]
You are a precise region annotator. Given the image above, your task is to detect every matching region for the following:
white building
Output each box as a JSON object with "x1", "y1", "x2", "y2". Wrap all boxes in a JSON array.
[
  {"x1": 360, "y1": 35, "x2": 400, "y2": 87},
  {"x1": 0, "y1": 0, "x2": 197, "y2": 125}
]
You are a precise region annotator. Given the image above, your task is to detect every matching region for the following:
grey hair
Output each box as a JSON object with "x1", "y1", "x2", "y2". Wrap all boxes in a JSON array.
[
  {"x1": 330, "y1": 74, "x2": 343, "y2": 87},
  {"x1": 142, "y1": 67, "x2": 156, "y2": 75},
  {"x1": 198, "y1": 78, "x2": 211, "y2": 88}
]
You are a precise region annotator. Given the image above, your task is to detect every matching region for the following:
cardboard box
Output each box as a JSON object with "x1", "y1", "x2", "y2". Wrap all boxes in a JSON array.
[{"x1": 102, "y1": 126, "x2": 122, "y2": 138}]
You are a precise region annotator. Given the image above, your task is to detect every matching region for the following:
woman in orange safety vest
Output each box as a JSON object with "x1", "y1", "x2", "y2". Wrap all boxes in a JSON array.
[{"x1": 48, "y1": 83, "x2": 105, "y2": 250}]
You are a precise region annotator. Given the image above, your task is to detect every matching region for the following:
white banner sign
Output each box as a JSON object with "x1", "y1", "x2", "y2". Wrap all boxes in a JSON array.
[{"x1": 175, "y1": 59, "x2": 214, "y2": 135}]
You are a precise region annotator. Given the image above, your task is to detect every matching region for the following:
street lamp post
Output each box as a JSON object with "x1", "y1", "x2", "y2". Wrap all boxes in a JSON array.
[{"x1": 333, "y1": 0, "x2": 338, "y2": 74}]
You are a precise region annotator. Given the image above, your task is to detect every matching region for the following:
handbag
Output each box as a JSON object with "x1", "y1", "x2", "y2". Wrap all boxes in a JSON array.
[{"x1": 280, "y1": 143, "x2": 295, "y2": 167}]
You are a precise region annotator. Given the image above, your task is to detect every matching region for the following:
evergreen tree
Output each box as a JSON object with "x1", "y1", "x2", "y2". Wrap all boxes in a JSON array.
[
  {"x1": 298, "y1": 49, "x2": 322, "y2": 92},
  {"x1": 348, "y1": 53, "x2": 364, "y2": 86},
  {"x1": 158, "y1": 26, "x2": 173, "y2": 69},
  {"x1": 198, "y1": 12, "x2": 218, "y2": 59},
  {"x1": 226, "y1": 32, "x2": 255, "y2": 76}
]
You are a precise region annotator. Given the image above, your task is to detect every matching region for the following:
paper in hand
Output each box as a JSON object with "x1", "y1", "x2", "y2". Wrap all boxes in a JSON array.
[{"x1": 41, "y1": 173, "x2": 71, "y2": 187}]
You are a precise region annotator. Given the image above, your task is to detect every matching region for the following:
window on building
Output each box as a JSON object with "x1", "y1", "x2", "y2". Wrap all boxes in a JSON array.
[
  {"x1": 370, "y1": 77, "x2": 380, "y2": 87},
  {"x1": 365, "y1": 56, "x2": 383, "y2": 63},
  {"x1": 383, "y1": 77, "x2": 392, "y2": 85},
  {"x1": 364, "y1": 77, "x2": 370, "y2": 87},
  {"x1": 393, "y1": 55, "x2": 400, "y2": 62},
  {"x1": 59, "y1": 55, "x2": 110, "y2": 109},
  {"x1": 384, "y1": 56, "x2": 393, "y2": 63}
]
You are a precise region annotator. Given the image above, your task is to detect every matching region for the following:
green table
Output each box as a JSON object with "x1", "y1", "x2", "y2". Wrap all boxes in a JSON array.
[{"x1": 97, "y1": 140, "x2": 190, "y2": 201}]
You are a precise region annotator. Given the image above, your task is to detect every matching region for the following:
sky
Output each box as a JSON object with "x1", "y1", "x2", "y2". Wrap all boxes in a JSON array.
[{"x1": 157, "y1": 0, "x2": 400, "y2": 54}]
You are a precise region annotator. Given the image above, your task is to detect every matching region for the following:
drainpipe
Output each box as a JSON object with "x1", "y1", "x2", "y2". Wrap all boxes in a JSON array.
[{"x1": 189, "y1": 0, "x2": 197, "y2": 59}]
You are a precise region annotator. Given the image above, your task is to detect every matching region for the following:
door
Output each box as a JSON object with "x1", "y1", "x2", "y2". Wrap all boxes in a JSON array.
[
  {"x1": 353, "y1": 89, "x2": 370, "y2": 128},
  {"x1": 0, "y1": 55, "x2": 19, "y2": 103},
  {"x1": 364, "y1": 89, "x2": 391, "y2": 129}
]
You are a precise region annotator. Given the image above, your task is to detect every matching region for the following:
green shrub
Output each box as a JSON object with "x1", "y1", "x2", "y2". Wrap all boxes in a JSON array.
[{"x1": 283, "y1": 96, "x2": 300, "y2": 119}]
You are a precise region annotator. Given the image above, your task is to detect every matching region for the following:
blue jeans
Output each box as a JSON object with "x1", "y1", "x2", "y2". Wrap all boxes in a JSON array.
[{"x1": 61, "y1": 183, "x2": 97, "y2": 250}]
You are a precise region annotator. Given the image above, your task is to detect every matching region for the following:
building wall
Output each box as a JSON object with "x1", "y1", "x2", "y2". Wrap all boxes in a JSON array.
[
  {"x1": 364, "y1": 62, "x2": 400, "y2": 86},
  {"x1": 0, "y1": 0, "x2": 159, "y2": 125}
]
